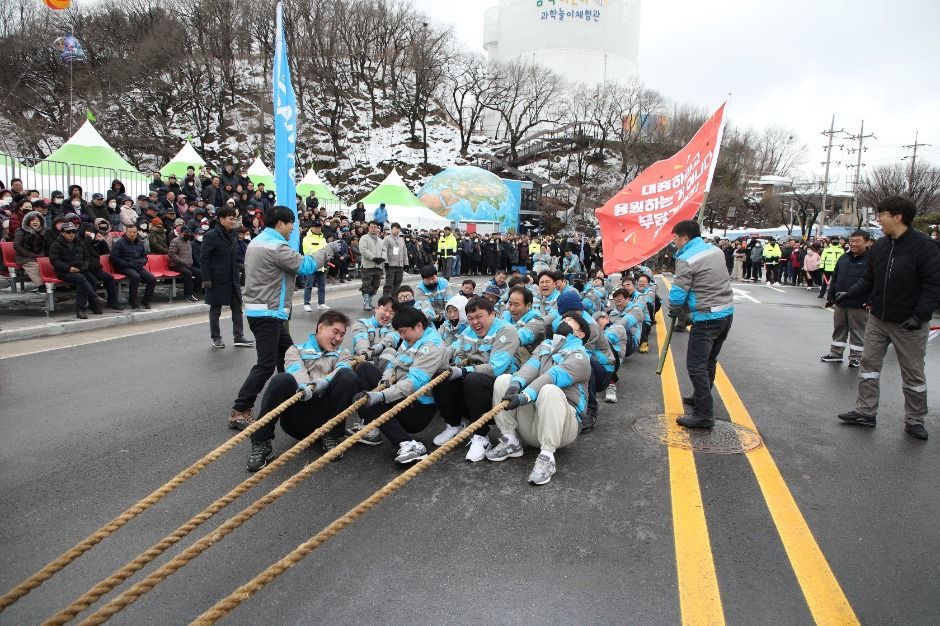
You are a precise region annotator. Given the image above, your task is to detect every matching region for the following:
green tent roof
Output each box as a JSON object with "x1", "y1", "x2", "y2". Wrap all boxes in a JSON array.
[
  {"x1": 35, "y1": 121, "x2": 140, "y2": 174},
  {"x1": 246, "y1": 157, "x2": 275, "y2": 191},
  {"x1": 296, "y1": 168, "x2": 340, "y2": 202},
  {"x1": 160, "y1": 141, "x2": 206, "y2": 178},
  {"x1": 357, "y1": 170, "x2": 451, "y2": 228}
]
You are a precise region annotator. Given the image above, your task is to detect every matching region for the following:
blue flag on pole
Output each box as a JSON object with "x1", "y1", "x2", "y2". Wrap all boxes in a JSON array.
[{"x1": 273, "y1": 2, "x2": 298, "y2": 249}]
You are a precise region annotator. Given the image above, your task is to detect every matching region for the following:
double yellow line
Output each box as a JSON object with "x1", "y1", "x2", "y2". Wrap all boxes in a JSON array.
[{"x1": 656, "y1": 277, "x2": 858, "y2": 624}]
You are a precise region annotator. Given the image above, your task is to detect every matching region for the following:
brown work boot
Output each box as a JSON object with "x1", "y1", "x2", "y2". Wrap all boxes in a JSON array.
[
  {"x1": 638, "y1": 341, "x2": 650, "y2": 353},
  {"x1": 228, "y1": 408, "x2": 254, "y2": 430}
]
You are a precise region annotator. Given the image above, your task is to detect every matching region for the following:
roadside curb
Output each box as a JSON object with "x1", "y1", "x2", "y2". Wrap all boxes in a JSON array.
[{"x1": 0, "y1": 281, "x2": 366, "y2": 344}]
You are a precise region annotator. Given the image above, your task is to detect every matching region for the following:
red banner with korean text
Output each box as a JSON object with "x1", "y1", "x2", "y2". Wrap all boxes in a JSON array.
[{"x1": 596, "y1": 103, "x2": 726, "y2": 274}]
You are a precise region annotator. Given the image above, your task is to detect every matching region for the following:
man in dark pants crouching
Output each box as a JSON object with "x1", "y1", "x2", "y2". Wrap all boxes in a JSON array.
[
  {"x1": 246, "y1": 310, "x2": 364, "y2": 471},
  {"x1": 668, "y1": 220, "x2": 734, "y2": 429}
]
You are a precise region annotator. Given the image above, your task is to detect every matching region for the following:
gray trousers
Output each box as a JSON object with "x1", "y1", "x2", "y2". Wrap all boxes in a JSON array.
[
  {"x1": 382, "y1": 265, "x2": 404, "y2": 296},
  {"x1": 830, "y1": 305, "x2": 868, "y2": 358},
  {"x1": 359, "y1": 267, "x2": 383, "y2": 296},
  {"x1": 856, "y1": 315, "x2": 930, "y2": 425}
]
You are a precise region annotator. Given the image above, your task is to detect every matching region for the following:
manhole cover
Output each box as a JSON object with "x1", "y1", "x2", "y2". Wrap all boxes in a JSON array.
[{"x1": 632, "y1": 414, "x2": 763, "y2": 454}]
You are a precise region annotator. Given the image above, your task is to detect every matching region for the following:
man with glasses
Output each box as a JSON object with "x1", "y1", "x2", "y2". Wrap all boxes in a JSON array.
[{"x1": 836, "y1": 196, "x2": 940, "y2": 440}]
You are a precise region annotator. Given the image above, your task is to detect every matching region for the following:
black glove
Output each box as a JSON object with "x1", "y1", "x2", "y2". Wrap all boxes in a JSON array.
[
  {"x1": 505, "y1": 393, "x2": 532, "y2": 411},
  {"x1": 502, "y1": 383, "x2": 521, "y2": 401},
  {"x1": 667, "y1": 308, "x2": 678, "y2": 319},
  {"x1": 899, "y1": 317, "x2": 923, "y2": 331},
  {"x1": 833, "y1": 291, "x2": 847, "y2": 303},
  {"x1": 373, "y1": 257, "x2": 384, "y2": 264}
]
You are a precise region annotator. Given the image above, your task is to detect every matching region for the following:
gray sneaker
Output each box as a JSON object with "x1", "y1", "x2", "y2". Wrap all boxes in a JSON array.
[
  {"x1": 346, "y1": 418, "x2": 383, "y2": 445},
  {"x1": 528, "y1": 453, "x2": 556, "y2": 485},
  {"x1": 485, "y1": 436, "x2": 524, "y2": 462},
  {"x1": 394, "y1": 440, "x2": 428, "y2": 464}
]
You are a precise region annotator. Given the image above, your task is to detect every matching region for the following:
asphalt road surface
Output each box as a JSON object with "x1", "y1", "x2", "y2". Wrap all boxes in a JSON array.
[{"x1": 1, "y1": 277, "x2": 938, "y2": 625}]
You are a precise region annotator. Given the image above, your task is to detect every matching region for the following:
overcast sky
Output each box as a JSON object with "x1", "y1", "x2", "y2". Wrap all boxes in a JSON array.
[{"x1": 411, "y1": 0, "x2": 940, "y2": 188}]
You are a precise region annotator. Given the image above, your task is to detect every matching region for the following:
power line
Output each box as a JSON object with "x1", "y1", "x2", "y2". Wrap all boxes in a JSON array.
[{"x1": 819, "y1": 114, "x2": 848, "y2": 230}]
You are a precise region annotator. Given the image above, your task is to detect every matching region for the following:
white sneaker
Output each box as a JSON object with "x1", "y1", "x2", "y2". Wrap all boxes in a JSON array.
[
  {"x1": 303, "y1": 304, "x2": 312, "y2": 312},
  {"x1": 465, "y1": 434, "x2": 491, "y2": 462},
  {"x1": 317, "y1": 303, "x2": 330, "y2": 310},
  {"x1": 394, "y1": 440, "x2": 428, "y2": 464},
  {"x1": 605, "y1": 386, "x2": 618, "y2": 403},
  {"x1": 433, "y1": 424, "x2": 461, "y2": 446}
]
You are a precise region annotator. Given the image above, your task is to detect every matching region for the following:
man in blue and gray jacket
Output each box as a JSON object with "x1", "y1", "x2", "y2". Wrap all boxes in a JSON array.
[
  {"x1": 229, "y1": 206, "x2": 343, "y2": 430},
  {"x1": 668, "y1": 220, "x2": 734, "y2": 429}
]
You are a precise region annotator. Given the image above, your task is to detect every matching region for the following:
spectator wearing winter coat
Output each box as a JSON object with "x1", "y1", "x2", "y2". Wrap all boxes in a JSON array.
[
  {"x1": 118, "y1": 198, "x2": 138, "y2": 228},
  {"x1": 358, "y1": 220, "x2": 386, "y2": 310},
  {"x1": 86, "y1": 193, "x2": 109, "y2": 223},
  {"x1": 168, "y1": 226, "x2": 202, "y2": 301},
  {"x1": 81, "y1": 221, "x2": 123, "y2": 309},
  {"x1": 821, "y1": 230, "x2": 871, "y2": 365},
  {"x1": 748, "y1": 239, "x2": 764, "y2": 281},
  {"x1": 106, "y1": 179, "x2": 126, "y2": 204},
  {"x1": 148, "y1": 217, "x2": 169, "y2": 254},
  {"x1": 13, "y1": 210, "x2": 46, "y2": 286},
  {"x1": 109, "y1": 224, "x2": 156, "y2": 308},
  {"x1": 149, "y1": 172, "x2": 168, "y2": 198},
  {"x1": 351, "y1": 202, "x2": 366, "y2": 223},
  {"x1": 803, "y1": 245, "x2": 821, "y2": 287},
  {"x1": 49, "y1": 222, "x2": 103, "y2": 318},
  {"x1": 220, "y1": 162, "x2": 241, "y2": 190},
  {"x1": 66, "y1": 184, "x2": 87, "y2": 217},
  {"x1": 165, "y1": 175, "x2": 182, "y2": 197},
  {"x1": 49, "y1": 190, "x2": 66, "y2": 219},
  {"x1": 201, "y1": 206, "x2": 248, "y2": 347},
  {"x1": 44, "y1": 216, "x2": 69, "y2": 251},
  {"x1": 202, "y1": 176, "x2": 225, "y2": 207}
]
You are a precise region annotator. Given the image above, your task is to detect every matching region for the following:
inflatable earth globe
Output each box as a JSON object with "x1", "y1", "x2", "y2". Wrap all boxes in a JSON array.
[{"x1": 418, "y1": 166, "x2": 518, "y2": 229}]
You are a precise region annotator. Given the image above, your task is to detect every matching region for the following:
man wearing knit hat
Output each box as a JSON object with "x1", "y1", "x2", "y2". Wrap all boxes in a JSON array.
[{"x1": 553, "y1": 289, "x2": 606, "y2": 431}]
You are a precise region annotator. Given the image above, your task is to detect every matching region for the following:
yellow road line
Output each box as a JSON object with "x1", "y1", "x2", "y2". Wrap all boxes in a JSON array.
[
  {"x1": 655, "y1": 307, "x2": 726, "y2": 625},
  {"x1": 660, "y1": 274, "x2": 857, "y2": 624},
  {"x1": 714, "y1": 367, "x2": 859, "y2": 624}
]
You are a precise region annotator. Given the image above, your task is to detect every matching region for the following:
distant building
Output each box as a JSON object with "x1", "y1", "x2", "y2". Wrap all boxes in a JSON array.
[
  {"x1": 745, "y1": 175, "x2": 793, "y2": 203},
  {"x1": 483, "y1": 0, "x2": 641, "y2": 89}
]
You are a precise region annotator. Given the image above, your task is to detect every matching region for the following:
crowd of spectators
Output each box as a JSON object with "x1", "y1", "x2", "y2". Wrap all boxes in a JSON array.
[{"x1": 0, "y1": 162, "x2": 610, "y2": 317}]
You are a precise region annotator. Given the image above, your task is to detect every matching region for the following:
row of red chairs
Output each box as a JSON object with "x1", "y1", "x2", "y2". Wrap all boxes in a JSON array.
[{"x1": 1, "y1": 241, "x2": 183, "y2": 314}]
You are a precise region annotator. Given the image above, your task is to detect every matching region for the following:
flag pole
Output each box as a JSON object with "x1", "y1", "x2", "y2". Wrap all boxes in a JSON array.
[{"x1": 696, "y1": 97, "x2": 729, "y2": 232}]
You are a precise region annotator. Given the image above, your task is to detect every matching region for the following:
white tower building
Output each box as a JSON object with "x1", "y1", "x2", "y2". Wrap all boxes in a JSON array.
[{"x1": 483, "y1": 0, "x2": 641, "y2": 88}]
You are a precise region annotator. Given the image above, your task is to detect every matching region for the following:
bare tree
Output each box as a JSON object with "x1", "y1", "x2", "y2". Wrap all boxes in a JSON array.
[
  {"x1": 485, "y1": 60, "x2": 562, "y2": 162},
  {"x1": 439, "y1": 51, "x2": 499, "y2": 156},
  {"x1": 860, "y1": 162, "x2": 940, "y2": 215}
]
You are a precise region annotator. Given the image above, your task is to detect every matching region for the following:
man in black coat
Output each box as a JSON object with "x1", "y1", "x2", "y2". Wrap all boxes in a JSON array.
[
  {"x1": 836, "y1": 196, "x2": 940, "y2": 440},
  {"x1": 201, "y1": 205, "x2": 253, "y2": 349},
  {"x1": 821, "y1": 230, "x2": 871, "y2": 366},
  {"x1": 109, "y1": 223, "x2": 156, "y2": 309},
  {"x1": 49, "y1": 223, "x2": 103, "y2": 318}
]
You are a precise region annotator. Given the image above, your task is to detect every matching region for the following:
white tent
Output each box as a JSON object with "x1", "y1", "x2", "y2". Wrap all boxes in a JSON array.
[
  {"x1": 160, "y1": 141, "x2": 206, "y2": 178},
  {"x1": 356, "y1": 169, "x2": 452, "y2": 229},
  {"x1": 246, "y1": 157, "x2": 275, "y2": 191}
]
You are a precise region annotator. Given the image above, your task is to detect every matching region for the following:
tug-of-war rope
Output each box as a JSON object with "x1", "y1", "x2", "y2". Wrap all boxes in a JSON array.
[{"x1": 0, "y1": 359, "x2": 490, "y2": 626}]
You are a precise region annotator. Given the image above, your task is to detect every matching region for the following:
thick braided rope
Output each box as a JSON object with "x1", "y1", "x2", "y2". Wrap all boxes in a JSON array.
[
  {"x1": 77, "y1": 371, "x2": 451, "y2": 626},
  {"x1": 191, "y1": 400, "x2": 508, "y2": 625},
  {"x1": 0, "y1": 389, "x2": 302, "y2": 612},
  {"x1": 45, "y1": 380, "x2": 384, "y2": 626}
]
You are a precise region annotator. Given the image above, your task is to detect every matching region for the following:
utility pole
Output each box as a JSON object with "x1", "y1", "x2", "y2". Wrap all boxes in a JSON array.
[
  {"x1": 901, "y1": 130, "x2": 931, "y2": 192},
  {"x1": 818, "y1": 114, "x2": 846, "y2": 235},
  {"x1": 846, "y1": 120, "x2": 875, "y2": 227}
]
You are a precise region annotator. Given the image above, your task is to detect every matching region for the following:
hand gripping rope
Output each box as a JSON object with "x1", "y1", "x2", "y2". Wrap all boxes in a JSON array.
[
  {"x1": 72, "y1": 370, "x2": 453, "y2": 626},
  {"x1": 0, "y1": 357, "x2": 362, "y2": 613},
  {"x1": 191, "y1": 399, "x2": 510, "y2": 625},
  {"x1": 46, "y1": 370, "x2": 379, "y2": 624}
]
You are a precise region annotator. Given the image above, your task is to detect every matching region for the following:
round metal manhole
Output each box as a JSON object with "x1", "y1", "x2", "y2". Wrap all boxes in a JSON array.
[{"x1": 632, "y1": 414, "x2": 763, "y2": 454}]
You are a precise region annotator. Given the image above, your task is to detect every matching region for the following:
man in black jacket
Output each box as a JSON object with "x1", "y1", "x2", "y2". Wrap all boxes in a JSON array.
[
  {"x1": 49, "y1": 223, "x2": 103, "y2": 318},
  {"x1": 201, "y1": 205, "x2": 253, "y2": 349},
  {"x1": 109, "y1": 224, "x2": 156, "y2": 309},
  {"x1": 836, "y1": 196, "x2": 940, "y2": 440},
  {"x1": 821, "y1": 230, "x2": 871, "y2": 367}
]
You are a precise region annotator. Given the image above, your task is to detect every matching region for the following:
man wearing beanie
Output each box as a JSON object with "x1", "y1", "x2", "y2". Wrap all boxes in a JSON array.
[
  {"x1": 148, "y1": 217, "x2": 168, "y2": 254},
  {"x1": 551, "y1": 288, "x2": 606, "y2": 432}
]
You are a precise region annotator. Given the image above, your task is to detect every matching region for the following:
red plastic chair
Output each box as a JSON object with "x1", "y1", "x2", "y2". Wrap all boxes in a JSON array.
[
  {"x1": 37, "y1": 256, "x2": 65, "y2": 315},
  {"x1": 1, "y1": 241, "x2": 24, "y2": 292},
  {"x1": 146, "y1": 254, "x2": 181, "y2": 301},
  {"x1": 100, "y1": 254, "x2": 127, "y2": 303}
]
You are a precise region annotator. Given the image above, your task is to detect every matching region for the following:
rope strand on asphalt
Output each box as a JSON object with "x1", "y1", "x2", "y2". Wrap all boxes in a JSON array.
[
  {"x1": 76, "y1": 371, "x2": 451, "y2": 626},
  {"x1": 191, "y1": 400, "x2": 508, "y2": 625},
  {"x1": 0, "y1": 357, "x2": 361, "y2": 613},
  {"x1": 45, "y1": 380, "x2": 384, "y2": 625}
]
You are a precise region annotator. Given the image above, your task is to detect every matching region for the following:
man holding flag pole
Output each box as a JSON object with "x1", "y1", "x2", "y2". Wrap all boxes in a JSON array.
[{"x1": 596, "y1": 103, "x2": 731, "y2": 429}]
